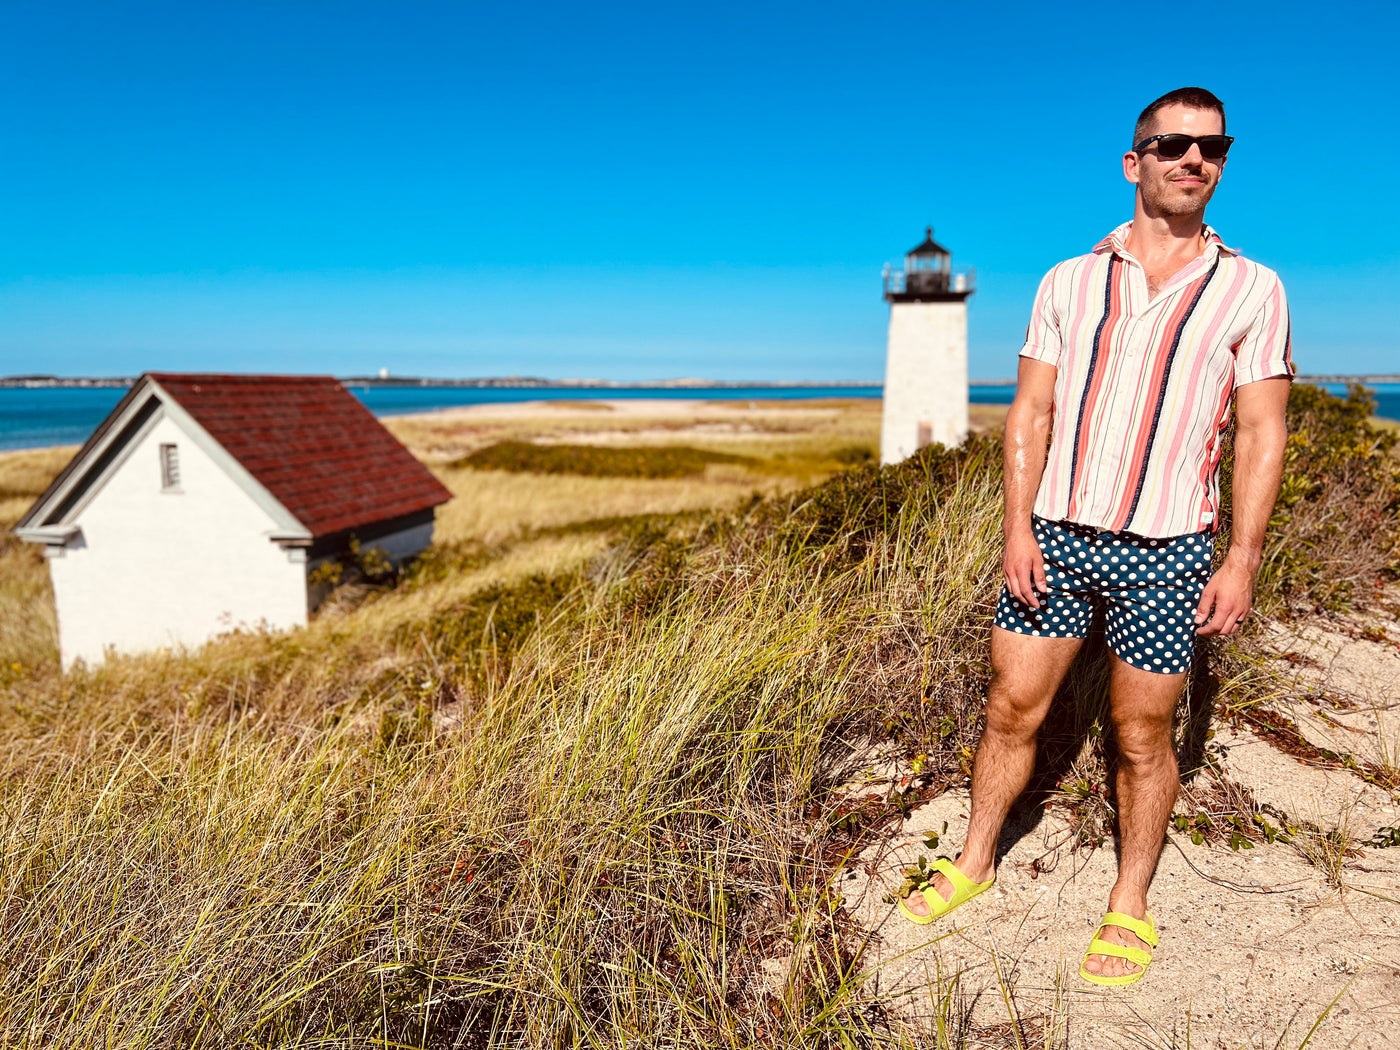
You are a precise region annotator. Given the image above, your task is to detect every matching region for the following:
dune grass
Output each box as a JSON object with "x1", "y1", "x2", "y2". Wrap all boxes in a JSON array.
[
  {"x1": 0, "y1": 391, "x2": 1394, "y2": 1047},
  {"x1": 0, "y1": 439, "x2": 1006, "y2": 1046}
]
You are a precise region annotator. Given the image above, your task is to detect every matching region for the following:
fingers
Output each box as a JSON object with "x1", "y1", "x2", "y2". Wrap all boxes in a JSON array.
[
  {"x1": 1004, "y1": 567, "x2": 1030, "y2": 608},
  {"x1": 1003, "y1": 567, "x2": 1026, "y2": 607},
  {"x1": 1194, "y1": 579, "x2": 1251, "y2": 637},
  {"x1": 1004, "y1": 554, "x2": 1047, "y2": 609},
  {"x1": 1003, "y1": 532, "x2": 1048, "y2": 609},
  {"x1": 1192, "y1": 580, "x2": 1218, "y2": 633}
]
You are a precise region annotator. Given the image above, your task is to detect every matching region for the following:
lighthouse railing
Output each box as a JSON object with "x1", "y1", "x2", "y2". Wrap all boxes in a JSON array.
[{"x1": 882, "y1": 267, "x2": 976, "y2": 297}]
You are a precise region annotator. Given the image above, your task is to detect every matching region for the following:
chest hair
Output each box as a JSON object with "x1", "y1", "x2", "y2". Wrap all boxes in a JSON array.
[{"x1": 1144, "y1": 262, "x2": 1191, "y2": 303}]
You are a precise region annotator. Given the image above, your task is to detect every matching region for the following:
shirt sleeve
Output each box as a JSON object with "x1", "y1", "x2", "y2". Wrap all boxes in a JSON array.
[
  {"x1": 1234, "y1": 274, "x2": 1295, "y2": 386},
  {"x1": 1018, "y1": 266, "x2": 1062, "y2": 367}
]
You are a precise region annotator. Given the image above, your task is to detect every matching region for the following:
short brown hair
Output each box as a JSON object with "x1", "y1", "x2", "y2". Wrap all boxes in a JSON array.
[{"x1": 1134, "y1": 87, "x2": 1226, "y2": 147}]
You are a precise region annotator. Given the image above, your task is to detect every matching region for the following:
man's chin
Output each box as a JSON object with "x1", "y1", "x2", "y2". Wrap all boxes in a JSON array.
[{"x1": 1149, "y1": 188, "x2": 1214, "y2": 217}]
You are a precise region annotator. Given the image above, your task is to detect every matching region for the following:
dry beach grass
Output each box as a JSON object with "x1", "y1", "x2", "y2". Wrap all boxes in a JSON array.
[{"x1": 0, "y1": 392, "x2": 1396, "y2": 1048}]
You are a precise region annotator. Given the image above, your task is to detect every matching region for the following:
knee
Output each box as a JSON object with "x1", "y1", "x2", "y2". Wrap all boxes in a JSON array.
[
  {"x1": 1113, "y1": 714, "x2": 1175, "y2": 767},
  {"x1": 984, "y1": 676, "x2": 1049, "y2": 741}
]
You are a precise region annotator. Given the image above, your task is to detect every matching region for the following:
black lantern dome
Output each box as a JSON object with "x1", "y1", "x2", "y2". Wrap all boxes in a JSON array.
[{"x1": 883, "y1": 226, "x2": 974, "y2": 303}]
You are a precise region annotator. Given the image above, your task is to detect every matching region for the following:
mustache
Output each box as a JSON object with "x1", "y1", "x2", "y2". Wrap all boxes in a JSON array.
[{"x1": 1168, "y1": 168, "x2": 1209, "y2": 181}]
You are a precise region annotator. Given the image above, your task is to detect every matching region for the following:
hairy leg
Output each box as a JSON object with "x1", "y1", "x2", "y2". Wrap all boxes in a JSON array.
[
  {"x1": 1082, "y1": 655, "x2": 1185, "y2": 977},
  {"x1": 902, "y1": 626, "x2": 1082, "y2": 915}
]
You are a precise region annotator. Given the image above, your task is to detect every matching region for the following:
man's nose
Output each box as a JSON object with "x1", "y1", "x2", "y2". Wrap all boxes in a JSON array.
[{"x1": 1181, "y1": 142, "x2": 1205, "y2": 166}]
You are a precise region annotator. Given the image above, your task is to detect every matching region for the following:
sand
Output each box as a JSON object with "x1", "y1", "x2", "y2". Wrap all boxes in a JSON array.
[{"x1": 833, "y1": 597, "x2": 1400, "y2": 1047}]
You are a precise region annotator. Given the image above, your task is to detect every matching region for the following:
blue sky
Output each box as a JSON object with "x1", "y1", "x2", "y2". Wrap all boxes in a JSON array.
[{"x1": 2, "y1": 1, "x2": 1396, "y2": 381}]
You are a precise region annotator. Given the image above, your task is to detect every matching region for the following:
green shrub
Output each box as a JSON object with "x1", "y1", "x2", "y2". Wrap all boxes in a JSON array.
[
  {"x1": 752, "y1": 433, "x2": 1002, "y2": 566},
  {"x1": 1221, "y1": 382, "x2": 1400, "y2": 612},
  {"x1": 452, "y1": 440, "x2": 756, "y2": 478}
]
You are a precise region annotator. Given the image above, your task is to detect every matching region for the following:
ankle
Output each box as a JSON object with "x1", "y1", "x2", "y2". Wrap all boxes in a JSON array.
[
  {"x1": 1106, "y1": 886, "x2": 1148, "y2": 918},
  {"x1": 955, "y1": 852, "x2": 996, "y2": 882}
]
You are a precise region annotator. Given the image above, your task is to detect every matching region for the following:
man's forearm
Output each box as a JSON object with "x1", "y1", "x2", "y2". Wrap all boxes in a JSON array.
[
  {"x1": 1003, "y1": 402, "x2": 1051, "y2": 536},
  {"x1": 1226, "y1": 419, "x2": 1287, "y2": 568}
]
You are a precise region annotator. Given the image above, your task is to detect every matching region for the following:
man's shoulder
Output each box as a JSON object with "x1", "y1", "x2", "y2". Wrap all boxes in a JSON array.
[
  {"x1": 1040, "y1": 250, "x2": 1104, "y2": 280},
  {"x1": 1217, "y1": 251, "x2": 1285, "y2": 290},
  {"x1": 1033, "y1": 251, "x2": 1107, "y2": 298}
]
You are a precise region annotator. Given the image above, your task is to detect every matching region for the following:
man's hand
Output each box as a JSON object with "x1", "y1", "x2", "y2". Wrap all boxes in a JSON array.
[
  {"x1": 1193, "y1": 556, "x2": 1257, "y2": 636},
  {"x1": 1004, "y1": 527, "x2": 1047, "y2": 609}
]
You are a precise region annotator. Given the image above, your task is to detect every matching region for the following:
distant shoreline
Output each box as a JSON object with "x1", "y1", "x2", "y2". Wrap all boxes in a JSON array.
[
  {"x1": 4, "y1": 374, "x2": 1397, "y2": 390},
  {"x1": 3, "y1": 375, "x2": 891, "y2": 390}
]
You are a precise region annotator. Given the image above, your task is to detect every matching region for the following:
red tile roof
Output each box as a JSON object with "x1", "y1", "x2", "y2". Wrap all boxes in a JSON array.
[{"x1": 149, "y1": 373, "x2": 451, "y2": 539}]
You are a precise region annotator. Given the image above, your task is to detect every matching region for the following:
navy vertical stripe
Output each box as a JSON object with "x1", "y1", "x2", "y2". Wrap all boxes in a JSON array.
[
  {"x1": 1121, "y1": 259, "x2": 1220, "y2": 531},
  {"x1": 1066, "y1": 256, "x2": 1116, "y2": 510}
]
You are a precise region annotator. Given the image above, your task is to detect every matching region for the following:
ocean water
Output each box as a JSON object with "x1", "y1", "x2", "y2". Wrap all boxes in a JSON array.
[{"x1": 0, "y1": 381, "x2": 1394, "y2": 453}]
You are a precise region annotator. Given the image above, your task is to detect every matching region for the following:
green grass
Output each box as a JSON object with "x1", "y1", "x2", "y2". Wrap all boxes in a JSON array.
[{"x1": 452, "y1": 440, "x2": 758, "y2": 478}]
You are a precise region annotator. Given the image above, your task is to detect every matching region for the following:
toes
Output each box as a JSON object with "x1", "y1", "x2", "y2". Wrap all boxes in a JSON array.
[{"x1": 1085, "y1": 953, "x2": 1145, "y2": 977}]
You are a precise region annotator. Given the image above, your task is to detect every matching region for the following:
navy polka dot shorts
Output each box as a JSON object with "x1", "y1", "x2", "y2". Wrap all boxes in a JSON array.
[{"x1": 994, "y1": 516, "x2": 1214, "y2": 675}]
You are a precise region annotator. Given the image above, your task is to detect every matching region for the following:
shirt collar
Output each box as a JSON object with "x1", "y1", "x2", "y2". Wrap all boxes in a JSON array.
[{"x1": 1093, "y1": 221, "x2": 1239, "y2": 258}]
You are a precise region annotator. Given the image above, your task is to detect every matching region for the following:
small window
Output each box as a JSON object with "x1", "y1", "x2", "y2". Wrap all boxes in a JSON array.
[{"x1": 160, "y1": 444, "x2": 181, "y2": 491}]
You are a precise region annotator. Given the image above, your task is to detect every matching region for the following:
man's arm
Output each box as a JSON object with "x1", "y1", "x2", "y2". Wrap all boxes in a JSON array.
[
  {"x1": 1002, "y1": 357, "x2": 1057, "y2": 609},
  {"x1": 1194, "y1": 376, "x2": 1291, "y2": 636}
]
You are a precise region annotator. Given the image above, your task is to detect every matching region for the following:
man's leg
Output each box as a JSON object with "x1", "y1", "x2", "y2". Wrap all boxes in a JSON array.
[
  {"x1": 901, "y1": 626, "x2": 1083, "y2": 916},
  {"x1": 1082, "y1": 655, "x2": 1185, "y2": 978}
]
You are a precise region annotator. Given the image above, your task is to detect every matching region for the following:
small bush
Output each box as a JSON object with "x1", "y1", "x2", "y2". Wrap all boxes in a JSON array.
[
  {"x1": 451, "y1": 440, "x2": 756, "y2": 478},
  {"x1": 1221, "y1": 383, "x2": 1400, "y2": 612},
  {"x1": 753, "y1": 434, "x2": 1002, "y2": 566}
]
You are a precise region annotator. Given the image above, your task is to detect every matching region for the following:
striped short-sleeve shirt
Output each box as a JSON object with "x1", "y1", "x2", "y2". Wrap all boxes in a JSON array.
[{"x1": 1021, "y1": 221, "x2": 1294, "y2": 539}]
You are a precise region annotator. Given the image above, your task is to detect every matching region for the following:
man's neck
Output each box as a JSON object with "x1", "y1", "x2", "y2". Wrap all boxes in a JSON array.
[{"x1": 1123, "y1": 206, "x2": 1207, "y2": 263}]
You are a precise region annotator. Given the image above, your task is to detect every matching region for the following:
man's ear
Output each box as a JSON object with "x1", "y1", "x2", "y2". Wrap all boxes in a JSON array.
[{"x1": 1123, "y1": 149, "x2": 1141, "y2": 185}]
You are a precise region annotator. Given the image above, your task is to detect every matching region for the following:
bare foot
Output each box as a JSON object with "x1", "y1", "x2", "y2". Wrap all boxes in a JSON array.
[
  {"x1": 1082, "y1": 908, "x2": 1153, "y2": 979},
  {"x1": 900, "y1": 855, "x2": 994, "y2": 918}
]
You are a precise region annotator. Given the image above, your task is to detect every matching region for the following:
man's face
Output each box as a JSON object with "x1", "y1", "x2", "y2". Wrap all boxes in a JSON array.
[{"x1": 1123, "y1": 103, "x2": 1226, "y2": 217}]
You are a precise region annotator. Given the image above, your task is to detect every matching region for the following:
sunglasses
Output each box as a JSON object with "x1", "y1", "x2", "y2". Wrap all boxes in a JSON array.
[{"x1": 1133, "y1": 133, "x2": 1234, "y2": 160}]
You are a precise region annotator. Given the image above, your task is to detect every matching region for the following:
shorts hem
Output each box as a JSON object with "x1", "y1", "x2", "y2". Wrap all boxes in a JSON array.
[
  {"x1": 1106, "y1": 643, "x2": 1196, "y2": 674},
  {"x1": 992, "y1": 621, "x2": 1090, "y2": 641}
]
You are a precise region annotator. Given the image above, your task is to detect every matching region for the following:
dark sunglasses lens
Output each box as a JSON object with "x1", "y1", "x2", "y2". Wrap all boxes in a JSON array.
[
  {"x1": 1197, "y1": 136, "x2": 1230, "y2": 159},
  {"x1": 1154, "y1": 135, "x2": 1192, "y2": 159}
]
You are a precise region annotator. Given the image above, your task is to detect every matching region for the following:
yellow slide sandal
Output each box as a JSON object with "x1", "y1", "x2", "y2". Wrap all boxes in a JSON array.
[
  {"x1": 895, "y1": 857, "x2": 994, "y2": 926},
  {"x1": 1079, "y1": 911, "x2": 1158, "y2": 987}
]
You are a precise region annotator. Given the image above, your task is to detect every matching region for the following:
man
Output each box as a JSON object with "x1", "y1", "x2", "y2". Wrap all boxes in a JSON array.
[{"x1": 897, "y1": 87, "x2": 1292, "y2": 987}]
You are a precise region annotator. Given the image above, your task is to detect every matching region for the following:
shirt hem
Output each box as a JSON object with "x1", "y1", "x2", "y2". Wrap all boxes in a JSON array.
[
  {"x1": 1018, "y1": 343, "x2": 1060, "y2": 366},
  {"x1": 1235, "y1": 363, "x2": 1296, "y2": 386},
  {"x1": 1033, "y1": 511, "x2": 1213, "y2": 542}
]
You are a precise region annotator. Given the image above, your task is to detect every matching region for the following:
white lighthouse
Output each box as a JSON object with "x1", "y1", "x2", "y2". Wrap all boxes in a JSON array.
[{"x1": 879, "y1": 228, "x2": 974, "y2": 464}]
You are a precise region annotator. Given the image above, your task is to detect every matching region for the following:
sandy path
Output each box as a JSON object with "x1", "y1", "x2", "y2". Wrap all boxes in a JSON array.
[
  {"x1": 840, "y1": 785, "x2": 1399, "y2": 1048},
  {"x1": 833, "y1": 601, "x2": 1400, "y2": 1046}
]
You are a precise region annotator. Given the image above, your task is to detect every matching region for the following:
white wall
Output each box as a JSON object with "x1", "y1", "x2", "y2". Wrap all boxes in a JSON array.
[
  {"x1": 879, "y1": 301, "x2": 969, "y2": 465},
  {"x1": 48, "y1": 414, "x2": 308, "y2": 668}
]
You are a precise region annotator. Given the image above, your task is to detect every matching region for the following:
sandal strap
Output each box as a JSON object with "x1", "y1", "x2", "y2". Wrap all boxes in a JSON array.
[
  {"x1": 932, "y1": 857, "x2": 989, "y2": 897},
  {"x1": 1086, "y1": 936, "x2": 1153, "y2": 968},
  {"x1": 1098, "y1": 911, "x2": 1158, "y2": 947}
]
